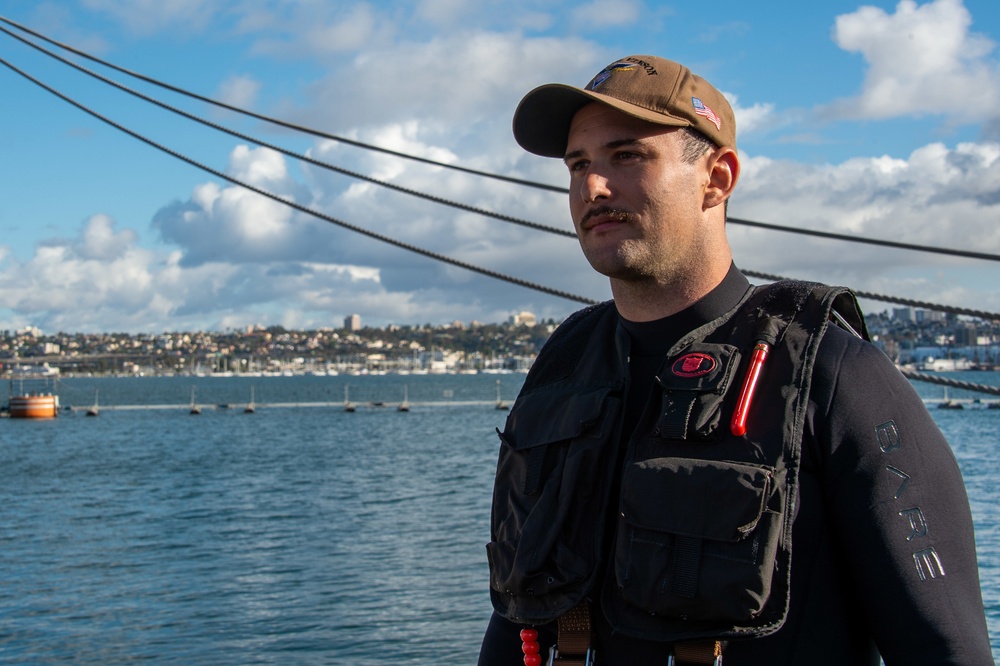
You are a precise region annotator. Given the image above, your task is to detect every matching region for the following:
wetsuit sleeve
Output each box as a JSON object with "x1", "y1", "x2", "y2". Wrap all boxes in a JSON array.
[{"x1": 809, "y1": 326, "x2": 993, "y2": 665}]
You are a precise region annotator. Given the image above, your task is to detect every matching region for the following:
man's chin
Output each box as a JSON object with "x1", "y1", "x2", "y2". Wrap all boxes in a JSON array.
[{"x1": 582, "y1": 247, "x2": 646, "y2": 280}]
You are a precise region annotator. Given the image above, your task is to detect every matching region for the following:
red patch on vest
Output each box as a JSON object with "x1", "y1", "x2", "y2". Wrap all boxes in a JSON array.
[{"x1": 671, "y1": 352, "x2": 716, "y2": 378}]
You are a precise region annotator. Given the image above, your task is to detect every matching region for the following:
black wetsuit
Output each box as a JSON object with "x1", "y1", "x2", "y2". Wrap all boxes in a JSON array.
[{"x1": 479, "y1": 268, "x2": 993, "y2": 665}]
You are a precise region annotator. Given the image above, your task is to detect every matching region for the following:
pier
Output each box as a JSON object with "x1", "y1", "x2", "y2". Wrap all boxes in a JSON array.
[
  {"x1": 55, "y1": 399, "x2": 509, "y2": 414},
  {"x1": 48, "y1": 397, "x2": 997, "y2": 413},
  {"x1": 923, "y1": 398, "x2": 1000, "y2": 410}
]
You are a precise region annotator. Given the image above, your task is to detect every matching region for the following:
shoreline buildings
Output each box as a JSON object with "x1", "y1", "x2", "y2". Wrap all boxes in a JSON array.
[{"x1": 1, "y1": 308, "x2": 998, "y2": 377}]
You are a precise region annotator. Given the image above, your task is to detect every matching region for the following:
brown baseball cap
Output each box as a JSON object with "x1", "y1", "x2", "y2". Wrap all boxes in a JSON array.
[{"x1": 512, "y1": 55, "x2": 736, "y2": 158}]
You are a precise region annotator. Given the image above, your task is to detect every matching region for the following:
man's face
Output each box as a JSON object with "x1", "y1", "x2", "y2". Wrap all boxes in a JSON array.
[{"x1": 564, "y1": 103, "x2": 714, "y2": 287}]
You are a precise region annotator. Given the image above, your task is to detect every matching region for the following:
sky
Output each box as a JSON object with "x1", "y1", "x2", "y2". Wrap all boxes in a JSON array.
[{"x1": 0, "y1": 0, "x2": 998, "y2": 334}]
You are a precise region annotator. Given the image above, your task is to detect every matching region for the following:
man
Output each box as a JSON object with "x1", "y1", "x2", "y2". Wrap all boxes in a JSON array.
[{"x1": 479, "y1": 56, "x2": 993, "y2": 665}]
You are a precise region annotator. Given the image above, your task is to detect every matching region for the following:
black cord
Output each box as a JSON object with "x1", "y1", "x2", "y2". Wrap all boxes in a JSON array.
[
  {"x1": 2, "y1": 17, "x2": 997, "y2": 318},
  {"x1": 0, "y1": 14, "x2": 566, "y2": 193},
  {"x1": 4, "y1": 15, "x2": 996, "y2": 265},
  {"x1": 0, "y1": 24, "x2": 577, "y2": 239},
  {"x1": 744, "y1": 270, "x2": 1000, "y2": 321},
  {"x1": 0, "y1": 55, "x2": 599, "y2": 306},
  {"x1": 730, "y1": 217, "x2": 1000, "y2": 263}
]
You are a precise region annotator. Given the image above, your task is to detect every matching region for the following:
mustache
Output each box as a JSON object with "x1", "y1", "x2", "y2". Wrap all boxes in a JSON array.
[{"x1": 581, "y1": 206, "x2": 637, "y2": 227}]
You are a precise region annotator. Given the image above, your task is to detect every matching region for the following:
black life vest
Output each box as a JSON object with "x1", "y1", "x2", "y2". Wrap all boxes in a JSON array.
[{"x1": 486, "y1": 280, "x2": 868, "y2": 643}]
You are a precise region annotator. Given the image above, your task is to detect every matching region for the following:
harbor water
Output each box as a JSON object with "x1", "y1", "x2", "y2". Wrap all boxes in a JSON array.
[{"x1": 0, "y1": 372, "x2": 997, "y2": 664}]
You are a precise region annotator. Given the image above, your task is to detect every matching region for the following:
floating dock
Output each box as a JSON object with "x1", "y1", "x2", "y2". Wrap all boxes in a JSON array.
[{"x1": 9, "y1": 394, "x2": 59, "y2": 418}]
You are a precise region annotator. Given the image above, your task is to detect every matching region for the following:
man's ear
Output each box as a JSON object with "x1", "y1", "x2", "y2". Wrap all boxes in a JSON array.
[{"x1": 704, "y1": 147, "x2": 740, "y2": 210}]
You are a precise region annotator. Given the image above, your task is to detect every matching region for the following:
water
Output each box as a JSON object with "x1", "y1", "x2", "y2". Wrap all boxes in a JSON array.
[{"x1": 0, "y1": 372, "x2": 997, "y2": 664}]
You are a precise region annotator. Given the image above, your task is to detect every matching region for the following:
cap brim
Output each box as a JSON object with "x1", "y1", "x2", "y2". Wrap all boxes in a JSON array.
[
  {"x1": 512, "y1": 83, "x2": 693, "y2": 158},
  {"x1": 513, "y1": 84, "x2": 594, "y2": 158}
]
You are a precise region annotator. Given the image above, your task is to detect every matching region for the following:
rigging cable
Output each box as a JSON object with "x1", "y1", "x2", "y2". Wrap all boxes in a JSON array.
[
  {"x1": 0, "y1": 55, "x2": 599, "y2": 307},
  {"x1": 0, "y1": 14, "x2": 565, "y2": 193},
  {"x1": 729, "y1": 217, "x2": 1000, "y2": 264},
  {"x1": 744, "y1": 270, "x2": 1000, "y2": 321},
  {"x1": 0, "y1": 24, "x2": 575, "y2": 240},
  {"x1": 2, "y1": 15, "x2": 998, "y2": 266},
  {"x1": 898, "y1": 369, "x2": 1000, "y2": 399},
  {"x1": 1, "y1": 20, "x2": 998, "y2": 320},
  {"x1": 1, "y1": 46, "x2": 997, "y2": 321}
]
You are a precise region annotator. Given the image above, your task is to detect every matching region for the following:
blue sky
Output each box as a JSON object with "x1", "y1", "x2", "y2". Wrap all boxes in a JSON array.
[{"x1": 0, "y1": 0, "x2": 998, "y2": 333}]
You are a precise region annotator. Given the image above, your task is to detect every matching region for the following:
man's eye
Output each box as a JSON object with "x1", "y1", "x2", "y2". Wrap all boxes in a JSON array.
[{"x1": 568, "y1": 160, "x2": 589, "y2": 172}]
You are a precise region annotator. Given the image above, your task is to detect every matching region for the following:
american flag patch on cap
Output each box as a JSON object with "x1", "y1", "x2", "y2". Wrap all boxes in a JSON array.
[{"x1": 692, "y1": 97, "x2": 721, "y2": 130}]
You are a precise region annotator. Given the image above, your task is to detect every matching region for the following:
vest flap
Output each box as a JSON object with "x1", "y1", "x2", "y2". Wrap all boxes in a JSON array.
[
  {"x1": 621, "y1": 458, "x2": 772, "y2": 542},
  {"x1": 502, "y1": 383, "x2": 615, "y2": 451},
  {"x1": 655, "y1": 343, "x2": 740, "y2": 394}
]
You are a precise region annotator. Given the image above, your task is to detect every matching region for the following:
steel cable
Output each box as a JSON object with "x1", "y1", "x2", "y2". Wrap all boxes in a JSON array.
[
  {"x1": 744, "y1": 270, "x2": 1000, "y2": 321},
  {"x1": 1, "y1": 18, "x2": 997, "y2": 320},
  {"x1": 0, "y1": 56, "x2": 599, "y2": 306},
  {"x1": 2, "y1": 15, "x2": 998, "y2": 266},
  {"x1": 898, "y1": 368, "x2": 1000, "y2": 399},
  {"x1": 0, "y1": 25, "x2": 577, "y2": 239},
  {"x1": 0, "y1": 14, "x2": 566, "y2": 193}
]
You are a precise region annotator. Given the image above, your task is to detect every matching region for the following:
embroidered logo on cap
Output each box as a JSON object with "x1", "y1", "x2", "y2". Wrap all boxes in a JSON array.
[
  {"x1": 692, "y1": 97, "x2": 722, "y2": 130},
  {"x1": 588, "y1": 62, "x2": 638, "y2": 90},
  {"x1": 671, "y1": 352, "x2": 717, "y2": 378}
]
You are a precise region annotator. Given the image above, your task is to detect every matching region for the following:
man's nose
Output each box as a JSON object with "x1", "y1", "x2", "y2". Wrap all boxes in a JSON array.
[{"x1": 581, "y1": 171, "x2": 611, "y2": 204}]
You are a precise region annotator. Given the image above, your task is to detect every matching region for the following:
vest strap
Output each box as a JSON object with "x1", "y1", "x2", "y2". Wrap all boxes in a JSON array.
[
  {"x1": 670, "y1": 640, "x2": 724, "y2": 665},
  {"x1": 547, "y1": 602, "x2": 593, "y2": 665},
  {"x1": 670, "y1": 535, "x2": 704, "y2": 598},
  {"x1": 549, "y1": 603, "x2": 723, "y2": 665},
  {"x1": 523, "y1": 445, "x2": 546, "y2": 495},
  {"x1": 658, "y1": 393, "x2": 698, "y2": 440}
]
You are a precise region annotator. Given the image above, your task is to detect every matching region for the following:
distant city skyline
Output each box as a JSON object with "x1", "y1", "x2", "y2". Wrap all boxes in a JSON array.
[
  {"x1": 1, "y1": 0, "x2": 998, "y2": 335},
  {"x1": 3, "y1": 304, "x2": 998, "y2": 382},
  {"x1": 3, "y1": 308, "x2": 556, "y2": 339}
]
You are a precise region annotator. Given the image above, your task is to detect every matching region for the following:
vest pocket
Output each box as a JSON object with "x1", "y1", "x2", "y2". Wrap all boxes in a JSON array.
[
  {"x1": 487, "y1": 382, "x2": 621, "y2": 622},
  {"x1": 654, "y1": 343, "x2": 740, "y2": 441},
  {"x1": 613, "y1": 457, "x2": 783, "y2": 623}
]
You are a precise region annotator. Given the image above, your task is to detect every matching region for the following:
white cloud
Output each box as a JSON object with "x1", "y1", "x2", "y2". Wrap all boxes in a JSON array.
[
  {"x1": 290, "y1": 31, "x2": 604, "y2": 141},
  {"x1": 726, "y1": 92, "x2": 777, "y2": 136},
  {"x1": 136, "y1": 131, "x2": 590, "y2": 326},
  {"x1": 301, "y1": 3, "x2": 378, "y2": 54},
  {"x1": 571, "y1": 0, "x2": 642, "y2": 30},
  {"x1": 314, "y1": 122, "x2": 459, "y2": 183},
  {"x1": 75, "y1": 27, "x2": 1000, "y2": 330},
  {"x1": 415, "y1": 0, "x2": 476, "y2": 27},
  {"x1": 26, "y1": 3, "x2": 113, "y2": 55},
  {"x1": 0, "y1": 215, "x2": 162, "y2": 331},
  {"x1": 71, "y1": 213, "x2": 137, "y2": 261},
  {"x1": 825, "y1": 0, "x2": 1000, "y2": 122},
  {"x1": 9, "y1": 2, "x2": 1000, "y2": 333},
  {"x1": 153, "y1": 145, "x2": 320, "y2": 266},
  {"x1": 0, "y1": 212, "x2": 488, "y2": 333},
  {"x1": 6, "y1": 135, "x2": 998, "y2": 332},
  {"x1": 246, "y1": 2, "x2": 395, "y2": 58},
  {"x1": 215, "y1": 75, "x2": 262, "y2": 110},
  {"x1": 228, "y1": 145, "x2": 289, "y2": 186},
  {"x1": 80, "y1": 0, "x2": 218, "y2": 35},
  {"x1": 729, "y1": 139, "x2": 1000, "y2": 311}
]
